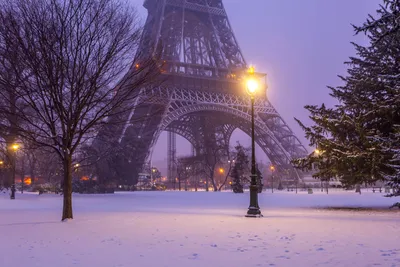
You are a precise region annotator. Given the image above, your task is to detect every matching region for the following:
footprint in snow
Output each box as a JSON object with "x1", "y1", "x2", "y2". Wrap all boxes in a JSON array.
[
  {"x1": 188, "y1": 253, "x2": 199, "y2": 260},
  {"x1": 276, "y1": 255, "x2": 290, "y2": 259}
]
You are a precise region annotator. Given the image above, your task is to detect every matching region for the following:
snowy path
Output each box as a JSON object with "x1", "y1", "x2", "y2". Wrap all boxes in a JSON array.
[{"x1": 0, "y1": 191, "x2": 399, "y2": 267}]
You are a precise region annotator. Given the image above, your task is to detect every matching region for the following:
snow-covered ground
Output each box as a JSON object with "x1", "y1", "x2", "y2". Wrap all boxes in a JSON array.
[{"x1": 0, "y1": 190, "x2": 399, "y2": 267}]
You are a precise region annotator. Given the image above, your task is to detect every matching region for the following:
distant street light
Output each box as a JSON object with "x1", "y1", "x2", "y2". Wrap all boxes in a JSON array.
[
  {"x1": 11, "y1": 144, "x2": 20, "y2": 151},
  {"x1": 10, "y1": 143, "x2": 20, "y2": 200},
  {"x1": 270, "y1": 165, "x2": 275, "y2": 193},
  {"x1": 313, "y1": 149, "x2": 325, "y2": 192},
  {"x1": 219, "y1": 168, "x2": 224, "y2": 174},
  {"x1": 245, "y1": 66, "x2": 262, "y2": 218}
]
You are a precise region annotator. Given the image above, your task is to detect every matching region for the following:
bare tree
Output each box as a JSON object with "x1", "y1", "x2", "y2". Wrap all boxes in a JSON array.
[
  {"x1": 198, "y1": 124, "x2": 231, "y2": 192},
  {"x1": 0, "y1": 43, "x2": 21, "y2": 189},
  {"x1": 0, "y1": 0, "x2": 160, "y2": 220},
  {"x1": 175, "y1": 159, "x2": 188, "y2": 191},
  {"x1": 175, "y1": 156, "x2": 201, "y2": 191},
  {"x1": 217, "y1": 149, "x2": 238, "y2": 191}
]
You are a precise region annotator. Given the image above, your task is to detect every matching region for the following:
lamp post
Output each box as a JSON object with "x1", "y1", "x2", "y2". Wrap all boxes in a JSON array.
[
  {"x1": 314, "y1": 149, "x2": 325, "y2": 192},
  {"x1": 0, "y1": 160, "x2": 3, "y2": 188},
  {"x1": 245, "y1": 66, "x2": 262, "y2": 218},
  {"x1": 10, "y1": 143, "x2": 19, "y2": 199},
  {"x1": 270, "y1": 165, "x2": 275, "y2": 193}
]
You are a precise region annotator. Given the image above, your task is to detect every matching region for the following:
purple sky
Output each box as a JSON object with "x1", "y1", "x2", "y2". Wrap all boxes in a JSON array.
[{"x1": 130, "y1": 0, "x2": 381, "y2": 171}]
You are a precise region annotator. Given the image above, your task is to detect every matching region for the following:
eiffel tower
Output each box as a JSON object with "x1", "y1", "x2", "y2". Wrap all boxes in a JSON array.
[{"x1": 97, "y1": 0, "x2": 308, "y2": 185}]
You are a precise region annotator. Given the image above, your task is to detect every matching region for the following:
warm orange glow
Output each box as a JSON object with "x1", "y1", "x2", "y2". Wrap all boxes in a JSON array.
[
  {"x1": 229, "y1": 181, "x2": 232, "y2": 185},
  {"x1": 24, "y1": 177, "x2": 32, "y2": 185},
  {"x1": 228, "y1": 73, "x2": 237, "y2": 79},
  {"x1": 245, "y1": 66, "x2": 259, "y2": 95},
  {"x1": 11, "y1": 144, "x2": 20, "y2": 151},
  {"x1": 135, "y1": 63, "x2": 140, "y2": 69},
  {"x1": 0, "y1": 160, "x2": 3, "y2": 165},
  {"x1": 246, "y1": 79, "x2": 259, "y2": 95},
  {"x1": 219, "y1": 168, "x2": 224, "y2": 174},
  {"x1": 80, "y1": 176, "x2": 89, "y2": 181},
  {"x1": 315, "y1": 149, "x2": 321, "y2": 155},
  {"x1": 248, "y1": 65, "x2": 255, "y2": 74},
  {"x1": 270, "y1": 165, "x2": 275, "y2": 172}
]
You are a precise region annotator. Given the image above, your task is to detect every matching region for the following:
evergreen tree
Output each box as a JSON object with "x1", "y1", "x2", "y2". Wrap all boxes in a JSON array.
[
  {"x1": 293, "y1": 0, "x2": 400, "y2": 196},
  {"x1": 277, "y1": 180, "x2": 284, "y2": 191},
  {"x1": 230, "y1": 163, "x2": 243, "y2": 193},
  {"x1": 230, "y1": 143, "x2": 249, "y2": 193}
]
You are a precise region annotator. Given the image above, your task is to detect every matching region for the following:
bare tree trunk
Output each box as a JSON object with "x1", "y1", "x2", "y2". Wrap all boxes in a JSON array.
[
  {"x1": 210, "y1": 172, "x2": 218, "y2": 192},
  {"x1": 20, "y1": 155, "x2": 25, "y2": 194},
  {"x1": 178, "y1": 178, "x2": 181, "y2": 191},
  {"x1": 218, "y1": 166, "x2": 233, "y2": 191},
  {"x1": 62, "y1": 155, "x2": 73, "y2": 221},
  {"x1": 29, "y1": 156, "x2": 36, "y2": 187}
]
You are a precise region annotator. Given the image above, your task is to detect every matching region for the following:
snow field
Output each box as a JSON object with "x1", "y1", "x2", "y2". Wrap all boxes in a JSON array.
[{"x1": 0, "y1": 190, "x2": 399, "y2": 267}]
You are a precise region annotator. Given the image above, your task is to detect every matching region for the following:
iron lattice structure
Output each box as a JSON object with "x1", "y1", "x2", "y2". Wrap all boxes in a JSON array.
[{"x1": 98, "y1": 0, "x2": 308, "y2": 185}]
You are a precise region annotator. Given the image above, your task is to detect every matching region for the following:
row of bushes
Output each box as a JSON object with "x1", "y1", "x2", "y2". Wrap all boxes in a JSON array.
[{"x1": 30, "y1": 179, "x2": 115, "y2": 194}]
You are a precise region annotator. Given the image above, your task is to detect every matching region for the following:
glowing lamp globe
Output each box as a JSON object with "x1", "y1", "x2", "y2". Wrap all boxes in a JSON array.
[
  {"x1": 246, "y1": 79, "x2": 259, "y2": 95},
  {"x1": 270, "y1": 165, "x2": 275, "y2": 171},
  {"x1": 11, "y1": 144, "x2": 19, "y2": 151}
]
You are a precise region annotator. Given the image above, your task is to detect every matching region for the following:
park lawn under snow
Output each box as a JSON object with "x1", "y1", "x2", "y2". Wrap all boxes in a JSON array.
[{"x1": 0, "y1": 190, "x2": 399, "y2": 267}]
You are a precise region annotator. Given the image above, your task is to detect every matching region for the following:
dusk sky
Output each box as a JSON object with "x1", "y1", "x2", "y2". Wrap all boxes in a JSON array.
[{"x1": 130, "y1": 0, "x2": 381, "y2": 171}]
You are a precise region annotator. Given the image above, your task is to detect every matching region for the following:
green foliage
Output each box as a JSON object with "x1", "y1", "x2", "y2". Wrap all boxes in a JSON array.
[
  {"x1": 293, "y1": 1, "x2": 400, "y2": 194},
  {"x1": 230, "y1": 142, "x2": 249, "y2": 193}
]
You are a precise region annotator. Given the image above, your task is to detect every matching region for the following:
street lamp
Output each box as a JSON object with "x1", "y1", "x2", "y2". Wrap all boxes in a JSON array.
[
  {"x1": 314, "y1": 149, "x2": 325, "y2": 192},
  {"x1": 10, "y1": 143, "x2": 20, "y2": 199},
  {"x1": 245, "y1": 66, "x2": 262, "y2": 218},
  {"x1": 270, "y1": 165, "x2": 275, "y2": 193}
]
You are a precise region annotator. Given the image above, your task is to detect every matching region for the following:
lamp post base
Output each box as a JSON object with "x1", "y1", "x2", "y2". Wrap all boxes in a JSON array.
[
  {"x1": 246, "y1": 181, "x2": 262, "y2": 217},
  {"x1": 10, "y1": 184, "x2": 16, "y2": 200},
  {"x1": 245, "y1": 211, "x2": 263, "y2": 218}
]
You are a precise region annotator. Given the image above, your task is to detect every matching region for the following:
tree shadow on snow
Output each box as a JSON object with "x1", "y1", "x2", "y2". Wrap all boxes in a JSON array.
[{"x1": 0, "y1": 221, "x2": 61, "y2": 227}]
